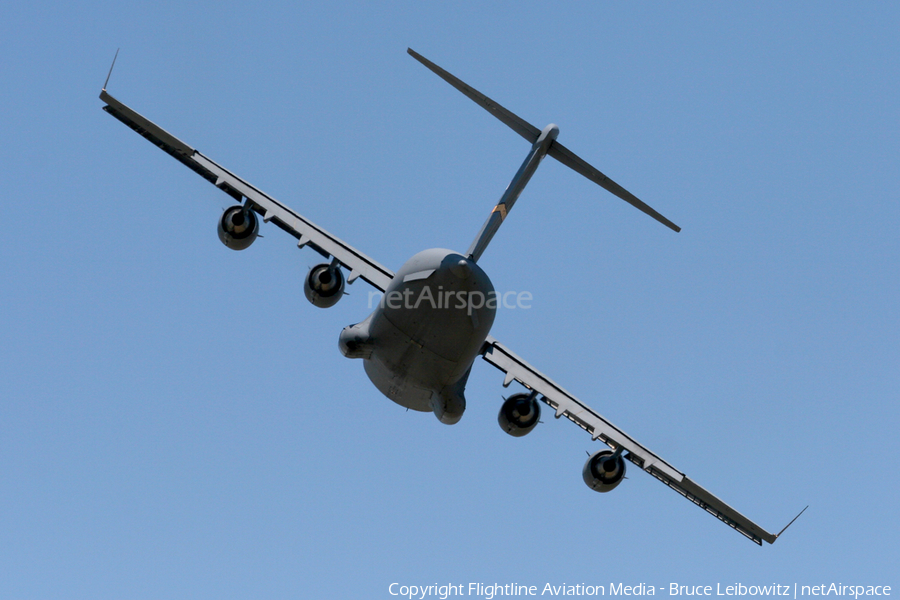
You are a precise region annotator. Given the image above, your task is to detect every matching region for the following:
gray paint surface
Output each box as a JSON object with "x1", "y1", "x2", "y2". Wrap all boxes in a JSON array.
[{"x1": 98, "y1": 49, "x2": 803, "y2": 545}]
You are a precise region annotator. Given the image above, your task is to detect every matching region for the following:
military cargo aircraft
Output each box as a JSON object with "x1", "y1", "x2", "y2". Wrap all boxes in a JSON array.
[{"x1": 100, "y1": 48, "x2": 804, "y2": 545}]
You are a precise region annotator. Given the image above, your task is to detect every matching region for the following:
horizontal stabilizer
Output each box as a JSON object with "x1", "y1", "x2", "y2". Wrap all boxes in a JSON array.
[
  {"x1": 407, "y1": 48, "x2": 540, "y2": 145},
  {"x1": 408, "y1": 48, "x2": 680, "y2": 233},
  {"x1": 548, "y1": 142, "x2": 680, "y2": 232}
]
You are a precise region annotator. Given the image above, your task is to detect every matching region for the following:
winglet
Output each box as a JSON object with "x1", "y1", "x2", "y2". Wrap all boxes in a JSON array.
[
  {"x1": 103, "y1": 48, "x2": 120, "y2": 91},
  {"x1": 774, "y1": 505, "x2": 808, "y2": 541}
]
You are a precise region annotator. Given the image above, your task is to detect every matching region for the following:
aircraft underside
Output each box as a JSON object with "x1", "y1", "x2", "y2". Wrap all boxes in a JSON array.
[
  {"x1": 98, "y1": 47, "x2": 806, "y2": 545},
  {"x1": 340, "y1": 248, "x2": 496, "y2": 423}
]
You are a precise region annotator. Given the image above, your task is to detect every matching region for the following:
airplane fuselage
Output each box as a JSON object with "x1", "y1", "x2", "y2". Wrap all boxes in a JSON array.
[
  {"x1": 98, "y1": 49, "x2": 792, "y2": 545},
  {"x1": 339, "y1": 248, "x2": 496, "y2": 423}
]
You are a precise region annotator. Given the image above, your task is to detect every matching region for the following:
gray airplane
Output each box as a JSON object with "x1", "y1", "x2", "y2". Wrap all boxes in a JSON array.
[{"x1": 99, "y1": 48, "x2": 804, "y2": 545}]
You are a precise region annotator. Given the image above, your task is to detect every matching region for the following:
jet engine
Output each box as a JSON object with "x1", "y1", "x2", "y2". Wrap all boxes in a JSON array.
[
  {"x1": 497, "y1": 392, "x2": 541, "y2": 437},
  {"x1": 217, "y1": 205, "x2": 259, "y2": 250},
  {"x1": 304, "y1": 261, "x2": 345, "y2": 308},
  {"x1": 582, "y1": 449, "x2": 626, "y2": 493}
]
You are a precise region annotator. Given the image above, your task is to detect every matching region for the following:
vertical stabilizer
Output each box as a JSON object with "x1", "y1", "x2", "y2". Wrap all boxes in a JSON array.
[{"x1": 466, "y1": 124, "x2": 558, "y2": 262}]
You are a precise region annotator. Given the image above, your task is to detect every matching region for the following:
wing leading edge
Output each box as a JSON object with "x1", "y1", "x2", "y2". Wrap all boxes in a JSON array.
[
  {"x1": 99, "y1": 89, "x2": 394, "y2": 292},
  {"x1": 481, "y1": 336, "x2": 800, "y2": 545}
]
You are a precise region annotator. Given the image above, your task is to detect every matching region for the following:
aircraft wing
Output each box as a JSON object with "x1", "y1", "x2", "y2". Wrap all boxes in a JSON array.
[
  {"x1": 99, "y1": 89, "x2": 395, "y2": 292},
  {"x1": 480, "y1": 335, "x2": 787, "y2": 545}
]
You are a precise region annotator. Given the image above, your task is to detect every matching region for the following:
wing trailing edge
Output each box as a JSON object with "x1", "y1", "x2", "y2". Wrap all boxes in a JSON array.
[
  {"x1": 99, "y1": 88, "x2": 395, "y2": 291},
  {"x1": 481, "y1": 336, "x2": 804, "y2": 545}
]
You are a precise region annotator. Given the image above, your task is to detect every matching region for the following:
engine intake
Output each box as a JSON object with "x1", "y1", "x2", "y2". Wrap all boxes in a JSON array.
[
  {"x1": 218, "y1": 205, "x2": 259, "y2": 250},
  {"x1": 497, "y1": 392, "x2": 541, "y2": 437},
  {"x1": 582, "y1": 449, "x2": 626, "y2": 493},
  {"x1": 304, "y1": 261, "x2": 345, "y2": 308}
]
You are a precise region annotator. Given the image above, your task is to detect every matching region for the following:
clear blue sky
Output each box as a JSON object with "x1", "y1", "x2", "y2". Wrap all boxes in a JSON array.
[{"x1": 2, "y1": 2, "x2": 897, "y2": 598}]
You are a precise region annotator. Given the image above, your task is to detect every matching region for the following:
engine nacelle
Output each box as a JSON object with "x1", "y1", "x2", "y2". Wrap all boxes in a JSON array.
[
  {"x1": 497, "y1": 392, "x2": 541, "y2": 437},
  {"x1": 582, "y1": 449, "x2": 626, "y2": 493},
  {"x1": 217, "y1": 205, "x2": 259, "y2": 250},
  {"x1": 304, "y1": 262, "x2": 345, "y2": 308}
]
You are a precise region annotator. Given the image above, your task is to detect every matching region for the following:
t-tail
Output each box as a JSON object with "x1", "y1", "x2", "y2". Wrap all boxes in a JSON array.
[{"x1": 407, "y1": 48, "x2": 680, "y2": 263}]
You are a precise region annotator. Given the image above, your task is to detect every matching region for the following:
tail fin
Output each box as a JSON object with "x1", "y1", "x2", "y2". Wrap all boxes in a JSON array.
[{"x1": 407, "y1": 48, "x2": 680, "y2": 233}]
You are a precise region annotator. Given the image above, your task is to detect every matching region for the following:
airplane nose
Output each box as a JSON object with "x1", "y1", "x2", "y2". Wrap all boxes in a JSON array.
[{"x1": 450, "y1": 258, "x2": 471, "y2": 279}]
